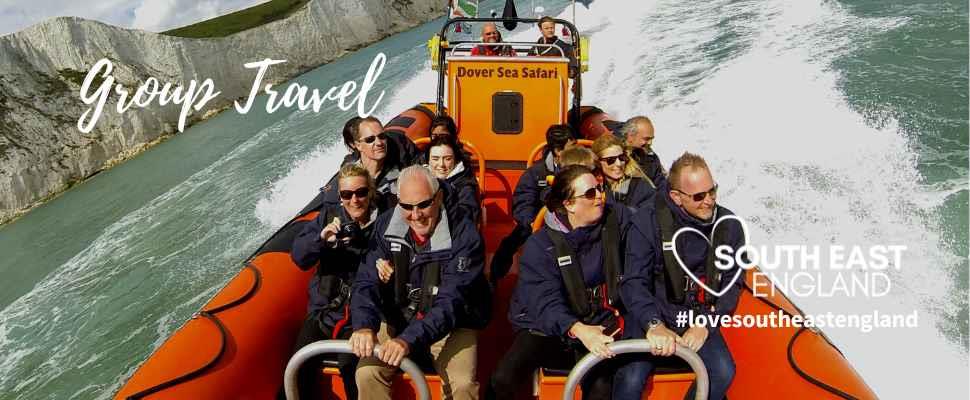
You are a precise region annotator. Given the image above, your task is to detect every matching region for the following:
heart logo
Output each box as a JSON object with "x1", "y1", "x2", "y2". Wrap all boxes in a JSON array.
[{"x1": 669, "y1": 214, "x2": 751, "y2": 298}]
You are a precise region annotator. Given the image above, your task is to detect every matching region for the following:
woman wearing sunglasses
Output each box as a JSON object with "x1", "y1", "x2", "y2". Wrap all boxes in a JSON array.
[
  {"x1": 426, "y1": 135, "x2": 481, "y2": 222},
  {"x1": 487, "y1": 165, "x2": 632, "y2": 400},
  {"x1": 592, "y1": 134, "x2": 656, "y2": 212},
  {"x1": 289, "y1": 163, "x2": 383, "y2": 400}
]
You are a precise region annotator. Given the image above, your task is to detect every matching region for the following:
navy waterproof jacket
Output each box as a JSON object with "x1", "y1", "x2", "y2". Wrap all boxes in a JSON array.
[
  {"x1": 511, "y1": 152, "x2": 557, "y2": 228},
  {"x1": 435, "y1": 161, "x2": 481, "y2": 223},
  {"x1": 604, "y1": 176, "x2": 656, "y2": 213},
  {"x1": 631, "y1": 147, "x2": 667, "y2": 189},
  {"x1": 350, "y1": 197, "x2": 490, "y2": 349},
  {"x1": 621, "y1": 181, "x2": 745, "y2": 335},
  {"x1": 508, "y1": 204, "x2": 632, "y2": 336},
  {"x1": 291, "y1": 204, "x2": 377, "y2": 328}
]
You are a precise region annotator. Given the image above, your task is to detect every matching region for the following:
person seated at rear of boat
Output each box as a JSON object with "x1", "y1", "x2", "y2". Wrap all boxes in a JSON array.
[
  {"x1": 486, "y1": 165, "x2": 632, "y2": 400},
  {"x1": 471, "y1": 22, "x2": 516, "y2": 56},
  {"x1": 613, "y1": 152, "x2": 743, "y2": 400},
  {"x1": 427, "y1": 136, "x2": 481, "y2": 222},
  {"x1": 349, "y1": 165, "x2": 492, "y2": 400},
  {"x1": 593, "y1": 134, "x2": 656, "y2": 212},
  {"x1": 618, "y1": 116, "x2": 666, "y2": 187},
  {"x1": 489, "y1": 124, "x2": 577, "y2": 285},
  {"x1": 530, "y1": 16, "x2": 577, "y2": 78},
  {"x1": 323, "y1": 117, "x2": 411, "y2": 211},
  {"x1": 288, "y1": 164, "x2": 382, "y2": 400}
]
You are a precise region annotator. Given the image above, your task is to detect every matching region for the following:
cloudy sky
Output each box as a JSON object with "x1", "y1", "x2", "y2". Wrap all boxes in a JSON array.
[{"x1": 0, "y1": 0, "x2": 268, "y2": 36}]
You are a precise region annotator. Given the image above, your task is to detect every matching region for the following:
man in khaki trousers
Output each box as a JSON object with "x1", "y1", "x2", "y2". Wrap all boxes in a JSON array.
[{"x1": 349, "y1": 166, "x2": 491, "y2": 400}]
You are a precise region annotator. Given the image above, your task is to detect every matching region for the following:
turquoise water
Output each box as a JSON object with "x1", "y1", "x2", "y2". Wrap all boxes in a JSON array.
[
  {"x1": 836, "y1": 0, "x2": 968, "y2": 346},
  {"x1": 0, "y1": 0, "x2": 966, "y2": 398}
]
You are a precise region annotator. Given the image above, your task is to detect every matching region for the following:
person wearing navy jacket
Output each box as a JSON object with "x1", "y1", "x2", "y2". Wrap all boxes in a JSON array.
[
  {"x1": 288, "y1": 164, "x2": 381, "y2": 400},
  {"x1": 614, "y1": 152, "x2": 744, "y2": 400},
  {"x1": 349, "y1": 165, "x2": 490, "y2": 400},
  {"x1": 618, "y1": 116, "x2": 667, "y2": 188},
  {"x1": 487, "y1": 165, "x2": 632, "y2": 400},
  {"x1": 490, "y1": 124, "x2": 577, "y2": 284},
  {"x1": 426, "y1": 135, "x2": 481, "y2": 222},
  {"x1": 592, "y1": 133, "x2": 656, "y2": 212},
  {"x1": 321, "y1": 116, "x2": 417, "y2": 211}
]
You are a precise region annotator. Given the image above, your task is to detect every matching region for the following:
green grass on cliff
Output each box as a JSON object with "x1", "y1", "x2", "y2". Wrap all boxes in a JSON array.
[{"x1": 162, "y1": 0, "x2": 310, "y2": 38}]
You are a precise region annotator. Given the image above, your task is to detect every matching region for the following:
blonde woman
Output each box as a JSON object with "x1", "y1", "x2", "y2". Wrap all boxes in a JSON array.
[
  {"x1": 592, "y1": 134, "x2": 656, "y2": 212},
  {"x1": 290, "y1": 163, "x2": 381, "y2": 399}
]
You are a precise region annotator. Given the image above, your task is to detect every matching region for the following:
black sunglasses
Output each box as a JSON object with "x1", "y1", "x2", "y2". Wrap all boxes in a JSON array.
[
  {"x1": 399, "y1": 191, "x2": 438, "y2": 211},
  {"x1": 600, "y1": 154, "x2": 628, "y2": 166},
  {"x1": 675, "y1": 184, "x2": 718, "y2": 202},
  {"x1": 358, "y1": 133, "x2": 387, "y2": 144},
  {"x1": 571, "y1": 184, "x2": 604, "y2": 200},
  {"x1": 339, "y1": 187, "x2": 370, "y2": 200}
]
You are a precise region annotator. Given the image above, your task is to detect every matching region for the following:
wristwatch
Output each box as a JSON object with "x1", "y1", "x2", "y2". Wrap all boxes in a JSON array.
[{"x1": 648, "y1": 318, "x2": 664, "y2": 330}]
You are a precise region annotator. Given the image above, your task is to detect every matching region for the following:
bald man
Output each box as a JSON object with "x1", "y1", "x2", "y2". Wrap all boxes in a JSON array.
[{"x1": 471, "y1": 22, "x2": 516, "y2": 56}]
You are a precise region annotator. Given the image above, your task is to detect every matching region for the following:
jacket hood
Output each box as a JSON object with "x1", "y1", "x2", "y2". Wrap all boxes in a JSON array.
[
  {"x1": 544, "y1": 151, "x2": 557, "y2": 173},
  {"x1": 543, "y1": 206, "x2": 607, "y2": 251}
]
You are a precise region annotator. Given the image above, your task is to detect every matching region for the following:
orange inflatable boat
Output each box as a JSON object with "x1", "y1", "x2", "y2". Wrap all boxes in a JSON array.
[{"x1": 115, "y1": 16, "x2": 877, "y2": 400}]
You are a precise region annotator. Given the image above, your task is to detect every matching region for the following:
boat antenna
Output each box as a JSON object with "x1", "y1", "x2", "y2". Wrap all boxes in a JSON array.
[
  {"x1": 572, "y1": 0, "x2": 576, "y2": 25},
  {"x1": 501, "y1": 0, "x2": 518, "y2": 30}
]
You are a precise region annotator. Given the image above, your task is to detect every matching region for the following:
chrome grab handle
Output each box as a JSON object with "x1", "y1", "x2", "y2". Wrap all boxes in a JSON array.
[
  {"x1": 449, "y1": 42, "x2": 567, "y2": 58},
  {"x1": 562, "y1": 339, "x2": 709, "y2": 400},
  {"x1": 283, "y1": 340, "x2": 431, "y2": 400}
]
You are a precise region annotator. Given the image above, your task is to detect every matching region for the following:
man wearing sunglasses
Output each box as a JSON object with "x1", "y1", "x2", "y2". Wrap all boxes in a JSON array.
[
  {"x1": 350, "y1": 166, "x2": 491, "y2": 400},
  {"x1": 614, "y1": 152, "x2": 746, "y2": 400},
  {"x1": 322, "y1": 116, "x2": 417, "y2": 211},
  {"x1": 619, "y1": 116, "x2": 667, "y2": 188}
]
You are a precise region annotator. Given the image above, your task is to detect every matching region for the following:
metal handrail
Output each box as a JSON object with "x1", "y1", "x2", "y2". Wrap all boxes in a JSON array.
[
  {"x1": 562, "y1": 339, "x2": 710, "y2": 400},
  {"x1": 283, "y1": 340, "x2": 431, "y2": 400},
  {"x1": 449, "y1": 42, "x2": 569, "y2": 59}
]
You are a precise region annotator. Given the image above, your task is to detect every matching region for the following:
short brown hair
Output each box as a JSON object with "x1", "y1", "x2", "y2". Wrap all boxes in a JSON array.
[
  {"x1": 538, "y1": 16, "x2": 556, "y2": 27},
  {"x1": 668, "y1": 152, "x2": 710, "y2": 190},
  {"x1": 559, "y1": 146, "x2": 597, "y2": 169}
]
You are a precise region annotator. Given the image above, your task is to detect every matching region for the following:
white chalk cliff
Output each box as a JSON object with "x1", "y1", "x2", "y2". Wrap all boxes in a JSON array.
[{"x1": 0, "y1": 0, "x2": 445, "y2": 224}]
